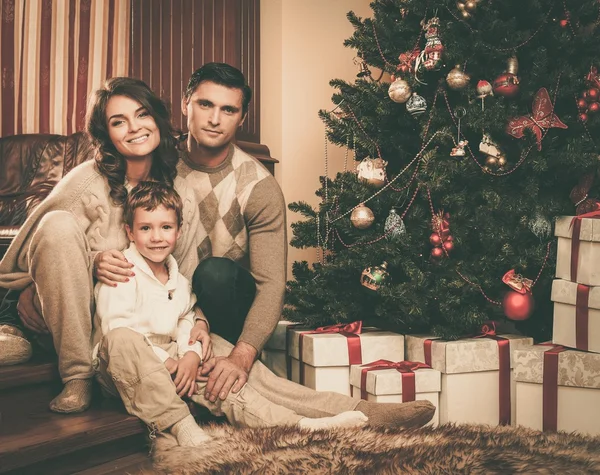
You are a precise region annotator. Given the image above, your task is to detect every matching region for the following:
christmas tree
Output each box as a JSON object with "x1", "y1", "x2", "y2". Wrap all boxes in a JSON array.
[{"x1": 285, "y1": 0, "x2": 600, "y2": 340}]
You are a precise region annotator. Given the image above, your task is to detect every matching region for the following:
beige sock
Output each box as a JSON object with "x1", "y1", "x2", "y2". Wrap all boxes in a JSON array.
[
  {"x1": 356, "y1": 400, "x2": 435, "y2": 429},
  {"x1": 49, "y1": 379, "x2": 93, "y2": 414},
  {"x1": 170, "y1": 414, "x2": 212, "y2": 447},
  {"x1": 298, "y1": 411, "x2": 369, "y2": 431}
]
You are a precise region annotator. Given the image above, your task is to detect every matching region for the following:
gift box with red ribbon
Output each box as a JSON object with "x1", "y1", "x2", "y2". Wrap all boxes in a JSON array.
[
  {"x1": 551, "y1": 279, "x2": 600, "y2": 354},
  {"x1": 555, "y1": 214, "x2": 600, "y2": 286},
  {"x1": 259, "y1": 320, "x2": 298, "y2": 379},
  {"x1": 349, "y1": 360, "x2": 441, "y2": 426},
  {"x1": 514, "y1": 344, "x2": 600, "y2": 435},
  {"x1": 406, "y1": 330, "x2": 533, "y2": 426},
  {"x1": 286, "y1": 322, "x2": 405, "y2": 396}
]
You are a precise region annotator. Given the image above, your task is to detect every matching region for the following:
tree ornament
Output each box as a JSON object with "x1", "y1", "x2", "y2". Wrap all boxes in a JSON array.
[
  {"x1": 576, "y1": 66, "x2": 600, "y2": 120},
  {"x1": 450, "y1": 107, "x2": 467, "y2": 158},
  {"x1": 429, "y1": 233, "x2": 442, "y2": 246},
  {"x1": 506, "y1": 88, "x2": 568, "y2": 151},
  {"x1": 476, "y1": 80, "x2": 493, "y2": 110},
  {"x1": 502, "y1": 270, "x2": 534, "y2": 321},
  {"x1": 586, "y1": 88, "x2": 600, "y2": 102},
  {"x1": 580, "y1": 112, "x2": 589, "y2": 123},
  {"x1": 589, "y1": 102, "x2": 600, "y2": 114},
  {"x1": 578, "y1": 98, "x2": 588, "y2": 110},
  {"x1": 406, "y1": 92, "x2": 427, "y2": 117},
  {"x1": 430, "y1": 247, "x2": 444, "y2": 259},
  {"x1": 360, "y1": 261, "x2": 390, "y2": 291},
  {"x1": 456, "y1": 0, "x2": 482, "y2": 19},
  {"x1": 446, "y1": 64, "x2": 471, "y2": 90},
  {"x1": 350, "y1": 203, "x2": 375, "y2": 229},
  {"x1": 430, "y1": 211, "x2": 453, "y2": 259},
  {"x1": 388, "y1": 78, "x2": 412, "y2": 103},
  {"x1": 559, "y1": 18, "x2": 569, "y2": 28},
  {"x1": 395, "y1": 48, "x2": 420, "y2": 76},
  {"x1": 493, "y1": 56, "x2": 520, "y2": 98},
  {"x1": 528, "y1": 213, "x2": 552, "y2": 239},
  {"x1": 479, "y1": 133, "x2": 507, "y2": 171},
  {"x1": 415, "y1": 16, "x2": 444, "y2": 83},
  {"x1": 442, "y1": 240, "x2": 454, "y2": 252},
  {"x1": 357, "y1": 157, "x2": 387, "y2": 188},
  {"x1": 385, "y1": 208, "x2": 406, "y2": 242}
]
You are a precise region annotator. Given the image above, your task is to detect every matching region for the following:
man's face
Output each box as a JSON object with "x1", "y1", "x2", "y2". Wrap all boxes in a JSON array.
[{"x1": 182, "y1": 81, "x2": 246, "y2": 151}]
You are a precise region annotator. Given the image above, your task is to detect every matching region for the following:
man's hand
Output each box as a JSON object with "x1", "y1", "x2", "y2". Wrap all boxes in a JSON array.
[
  {"x1": 189, "y1": 320, "x2": 213, "y2": 362},
  {"x1": 164, "y1": 357, "x2": 179, "y2": 376},
  {"x1": 174, "y1": 352, "x2": 201, "y2": 398},
  {"x1": 199, "y1": 342, "x2": 256, "y2": 402},
  {"x1": 17, "y1": 283, "x2": 48, "y2": 334},
  {"x1": 94, "y1": 249, "x2": 134, "y2": 286}
]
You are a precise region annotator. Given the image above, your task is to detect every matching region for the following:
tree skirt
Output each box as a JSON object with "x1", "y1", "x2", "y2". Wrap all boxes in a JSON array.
[{"x1": 152, "y1": 423, "x2": 600, "y2": 474}]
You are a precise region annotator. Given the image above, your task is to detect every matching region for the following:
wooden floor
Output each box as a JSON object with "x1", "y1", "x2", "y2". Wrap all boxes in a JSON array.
[{"x1": 0, "y1": 354, "x2": 152, "y2": 474}]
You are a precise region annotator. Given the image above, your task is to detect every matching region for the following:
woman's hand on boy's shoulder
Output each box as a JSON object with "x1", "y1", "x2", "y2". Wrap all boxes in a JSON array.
[{"x1": 94, "y1": 249, "x2": 135, "y2": 286}]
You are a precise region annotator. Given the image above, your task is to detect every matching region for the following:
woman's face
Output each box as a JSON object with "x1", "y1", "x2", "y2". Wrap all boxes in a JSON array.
[{"x1": 105, "y1": 95, "x2": 160, "y2": 160}]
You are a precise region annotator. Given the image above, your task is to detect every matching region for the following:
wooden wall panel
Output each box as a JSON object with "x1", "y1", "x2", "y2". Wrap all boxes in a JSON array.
[{"x1": 130, "y1": 0, "x2": 260, "y2": 143}]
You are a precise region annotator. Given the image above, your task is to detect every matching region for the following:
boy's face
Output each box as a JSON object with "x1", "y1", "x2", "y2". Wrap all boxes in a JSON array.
[
  {"x1": 126, "y1": 205, "x2": 181, "y2": 267},
  {"x1": 182, "y1": 81, "x2": 246, "y2": 151}
]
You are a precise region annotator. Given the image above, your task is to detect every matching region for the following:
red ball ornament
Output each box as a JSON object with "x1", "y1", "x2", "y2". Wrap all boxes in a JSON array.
[
  {"x1": 589, "y1": 102, "x2": 600, "y2": 114},
  {"x1": 429, "y1": 233, "x2": 442, "y2": 246},
  {"x1": 559, "y1": 19, "x2": 569, "y2": 28},
  {"x1": 431, "y1": 247, "x2": 444, "y2": 259},
  {"x1": 502, "y1": 290, "x2": 534, "y2": 321},
  {"x1": 442, "y1": 240, "x2": 454, "y2": 252},
  {"x1": 578, "y1": 98, "x2": 588, "y2": 110},
  {"x1": 588, "y1": 88, "x2": 600, "y2": 101},
  {"x1": 580, "y1": 112, "x2": 589, "y2": 122},
  {"x1": 493, "y1": 73, "x2": 520, "y2": 98}
]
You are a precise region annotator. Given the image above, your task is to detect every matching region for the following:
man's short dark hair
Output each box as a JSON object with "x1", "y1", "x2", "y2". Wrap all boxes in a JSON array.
[{"x1": 183, "y1": 62, "x2": 252, "y2": 115}]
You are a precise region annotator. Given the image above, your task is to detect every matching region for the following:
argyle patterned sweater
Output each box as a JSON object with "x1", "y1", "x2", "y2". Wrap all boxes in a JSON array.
[{"x1": 176, "y1": 144, "x2": 286, "y2": 353}]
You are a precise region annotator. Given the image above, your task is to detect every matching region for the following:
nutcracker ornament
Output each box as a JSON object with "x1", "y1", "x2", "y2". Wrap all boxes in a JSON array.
[
  {"x1": 351, "y1": 203, "x2": 375, "y2": 229},
  {"x1": 501, "y1": 269, "x2": 534, "y2": 321},
  {"x1": 493, "y1": 56, "x2": 520, "y2": 98},
  {"x1": 430, "y1": 211, "x2": 453, "y2": 260},
  {"x1": 360, "y1": 261, "x2": 390, "y2": 291},
  {"x1": 356, "y1": 157, "x2": 387, "y2": 188},
  {"x1": 479, "y1": 133, "x2": 507, "y2": 171},
  {"x1": 415, "y1": 16, "x2": 444, "y2": 84}
]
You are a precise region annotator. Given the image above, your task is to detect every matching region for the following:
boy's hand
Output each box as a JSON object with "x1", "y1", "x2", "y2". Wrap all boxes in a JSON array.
[
  {"x1": 164, "y1": 357, "x2": 179, "y2": 376},
  {"x1": 189, "y1": 320, "x2": 213, "y2": 362},
  {"x1": 174, "y1": 352, "x2": 201, "y2": 398}
]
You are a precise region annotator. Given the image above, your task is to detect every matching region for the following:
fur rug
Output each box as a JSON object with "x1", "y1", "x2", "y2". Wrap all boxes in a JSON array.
[{"x1": 152, "y1": 423, "x2": 600, "y2": 474}]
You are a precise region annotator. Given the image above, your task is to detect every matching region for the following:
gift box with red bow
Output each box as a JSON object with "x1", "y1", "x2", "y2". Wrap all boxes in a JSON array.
[
  {"x1": 551, "y1": 279, "x2": 600, "y2": 354},
  {"x1": 287, "y1": 322, "x2": 405, "y2": 396},
  {"x1": 259, "y1": 320, "x2": 297, "y2": 379},
  {"x1": 514, "y1": 344, "x2": 600, "y2": 435},
  {"x1": 555, "y1": 215, "x2": 600, "y2": 286},
  {"x1": 406, "y1": 329, "x2": 533, "y2": 426},
  {"x1": 349, "y1": 360, "x2": 441, "y2": 426}
]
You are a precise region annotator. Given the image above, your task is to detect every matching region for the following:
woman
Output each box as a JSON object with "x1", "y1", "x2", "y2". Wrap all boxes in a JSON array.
[{"x1": 0, "y1": 77, "x2": 198, "y2": 413}]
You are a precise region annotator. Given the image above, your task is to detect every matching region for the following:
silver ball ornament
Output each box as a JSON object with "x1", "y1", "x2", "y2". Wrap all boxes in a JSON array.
[{"x1": 388, "y1": 78, "x2": 412, "y2": 104}]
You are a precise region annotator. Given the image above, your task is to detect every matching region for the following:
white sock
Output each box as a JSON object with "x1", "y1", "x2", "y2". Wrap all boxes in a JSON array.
[
  {"x1": 170, "y1": 414, "x2": 212, "y2": 447},
  {"x1": 298, "y1": 411, "x2": 368, "y2": 431}
]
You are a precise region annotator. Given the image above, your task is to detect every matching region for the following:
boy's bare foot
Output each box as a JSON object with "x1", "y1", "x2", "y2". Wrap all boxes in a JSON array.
[{"x1": 49, "y1": 379, "x2": 93, "y2": 413}]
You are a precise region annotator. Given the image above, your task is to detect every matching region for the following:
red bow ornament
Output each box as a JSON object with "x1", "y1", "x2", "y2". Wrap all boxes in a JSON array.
[
  {"x1": 502, "y1": 269, "x2": 533, "y2": 294},
  {"x1": 506, "y1": 88, "x2": 567, "y2": 151}
]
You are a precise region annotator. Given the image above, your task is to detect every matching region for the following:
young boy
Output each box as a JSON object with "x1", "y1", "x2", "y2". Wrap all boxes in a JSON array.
[{"x1": 91, "y1": 182, "x2": 367, "y2": 448}]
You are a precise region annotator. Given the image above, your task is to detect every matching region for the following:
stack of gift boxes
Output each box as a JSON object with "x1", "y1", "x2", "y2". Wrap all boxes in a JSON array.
[
  {"x1": 511, "y1": 215, "x2": 600, "y2": 435},
  {"x1": 259, "y1": 215, "x2": 600, "y2": 434}
]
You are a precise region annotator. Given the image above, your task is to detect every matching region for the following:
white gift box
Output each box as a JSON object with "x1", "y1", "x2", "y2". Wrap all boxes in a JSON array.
[
  {"x1": 287, "y1": 328, "x2": 404, "y2": 396},
  {"x1": 264, "y1": 320, "x2": 297, "y2": 351},
  {"x1": 551, "y1": 279, "x2": 600, "y2": 354},
  {"x1": 555, "y1": 216, "x2": 600, "y2": 286},
  {"x1": 514, "y1": 345, "x2": 600, "y2": 435},
  {"x1": 259, "y1": 349, "x2": 288, "y2": 379},
  {"x1": 406, "y1": 333, "x2": 533, "y2": 426},
  {"x1": 349, "y1": 363, "x2": 441, "y2": 426}
]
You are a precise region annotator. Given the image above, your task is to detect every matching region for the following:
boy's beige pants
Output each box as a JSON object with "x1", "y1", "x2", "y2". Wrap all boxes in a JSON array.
[{"x1": 95, "y1": 327, "x2": 358, "y2": 432}]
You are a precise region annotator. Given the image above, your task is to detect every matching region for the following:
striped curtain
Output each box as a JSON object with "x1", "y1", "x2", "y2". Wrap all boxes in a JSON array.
[{"x1": 0, "y1": 0, "x2": 130, "y2": 137}]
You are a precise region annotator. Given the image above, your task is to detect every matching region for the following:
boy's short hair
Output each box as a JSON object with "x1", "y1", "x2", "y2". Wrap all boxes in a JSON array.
[{"x1": 124, "y1": 181, "x2": 183, "y2": 228}]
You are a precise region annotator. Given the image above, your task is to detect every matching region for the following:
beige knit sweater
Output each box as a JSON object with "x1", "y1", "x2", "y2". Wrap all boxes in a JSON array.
[{"x1": 0, "y1": 160, "x2": 199, "y2": 290}]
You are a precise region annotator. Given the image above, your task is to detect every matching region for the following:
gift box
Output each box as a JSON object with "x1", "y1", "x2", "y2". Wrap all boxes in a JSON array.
[
  {"x1": 264, "y1": 320, "x2": 297, "y2": 351},
  {"x1": 555, "y1": 215, "x2": 600, "y2": 286},
  {"x1": 406, "y1": 331, "x2": 533, "y2": 426},
  {"x1": 514, "y1": 344, "x2": 600, "y2": 435},
  {"x1": 287, "y1": 323, "x2": 404, "y2": 396},
  {"x1": 260, "y1": 349, "x2": 288, "y2": 379},
  {"x1": 551, "y1": 279, "x2": 600, "y2": 353},
  {"x1": 349, "y1": 360, "x2": 441, "y2": 426}
]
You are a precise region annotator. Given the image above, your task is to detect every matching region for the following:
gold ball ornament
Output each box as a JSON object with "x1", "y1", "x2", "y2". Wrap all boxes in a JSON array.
[
  {"x1": 497, "y1": 156, "x2": 507, "y2": 167},
  {"x1": 388, "y1": 78, "x2": 412, "y2": 104},
  {"x1": 464, "y1": 0, "x2": 478, "y2": 11},
  {"x1": 485, "y1": 156, "x2": 498, "y2": 167},
  {"x1": 446, "y1": 64, "x2": 471, "y2": 90},
  {"x1": 350, "y1": 203, "x2": 375, "y2": 229}
]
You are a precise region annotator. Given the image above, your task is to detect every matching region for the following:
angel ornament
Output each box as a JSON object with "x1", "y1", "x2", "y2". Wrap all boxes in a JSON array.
[
  {"x1": 506, "y1": 88, "x2": 568, "y2": 150},
  {"x1": 357, "y1": 157, "x2": 388, "y2": 188}
]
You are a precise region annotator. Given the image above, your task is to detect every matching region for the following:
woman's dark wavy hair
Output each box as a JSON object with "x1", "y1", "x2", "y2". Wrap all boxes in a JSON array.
[{"x1": 86, "y1": 77, "x2": 181, "y2": 205}]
